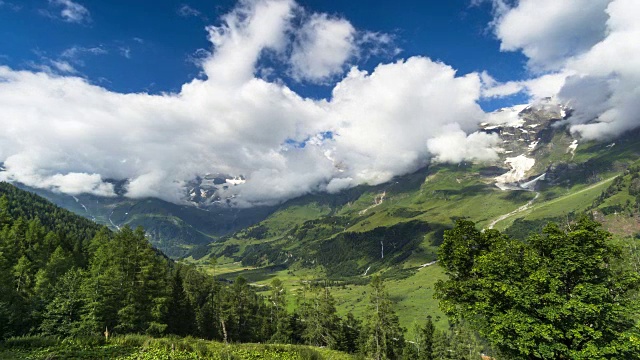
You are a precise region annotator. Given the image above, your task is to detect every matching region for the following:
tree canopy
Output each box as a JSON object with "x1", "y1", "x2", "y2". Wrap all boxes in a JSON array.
[{"x1": 436, "y1": 217, "x2": 640, "y2": 359}]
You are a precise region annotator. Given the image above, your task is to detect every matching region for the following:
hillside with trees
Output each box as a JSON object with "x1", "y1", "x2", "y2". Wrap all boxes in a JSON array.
[
  {"x1": 1, "y1": 182, "x2": 639, "y2": 358},
  {"x1": 0, "y1": 182, "x2": 489, "y2": 359}
]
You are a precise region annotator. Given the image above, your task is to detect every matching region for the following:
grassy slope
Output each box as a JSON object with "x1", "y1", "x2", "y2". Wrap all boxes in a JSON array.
[
  {"x1": 183, "y1": 129, "x2": 640, "y2": 336},
  {"x1": 0, "y1": 335, "x2": 354, "y2": 360}
]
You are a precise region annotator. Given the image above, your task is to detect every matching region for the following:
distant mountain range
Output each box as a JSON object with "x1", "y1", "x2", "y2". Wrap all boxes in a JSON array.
[{"x1": 4, "y1": 99, "x2": 640, "y2": 272}]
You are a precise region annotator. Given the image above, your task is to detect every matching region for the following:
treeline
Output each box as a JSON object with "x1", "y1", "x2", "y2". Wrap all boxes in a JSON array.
[
  {"x1": 592, "y1": 163, "x2": 640, "y2": 215},
  {"x1": 0, "y1": 183, "x2": 489, "y2": 359}
]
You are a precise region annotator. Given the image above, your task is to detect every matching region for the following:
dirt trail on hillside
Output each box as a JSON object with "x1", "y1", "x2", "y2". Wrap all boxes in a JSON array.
[
  {"x1": 487, "y1": 176, "x2": 617, "y2": 230},
  {"x1": 488, "y1": 192, "x2": 540, "y2": 229}
]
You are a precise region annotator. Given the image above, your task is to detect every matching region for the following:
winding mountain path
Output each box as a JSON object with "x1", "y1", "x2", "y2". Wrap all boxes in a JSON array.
[
  {"x1": 487, "y1": 176, "x2": 618, "y2": 229},
  {"x1": 487, "y1": 192, "x2": 539, "y2": 229}
]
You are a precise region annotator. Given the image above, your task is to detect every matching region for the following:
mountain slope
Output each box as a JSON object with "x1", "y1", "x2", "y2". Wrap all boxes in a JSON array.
[{"x1": 194, "y1": 103, "x2": 640, "y2": 280}]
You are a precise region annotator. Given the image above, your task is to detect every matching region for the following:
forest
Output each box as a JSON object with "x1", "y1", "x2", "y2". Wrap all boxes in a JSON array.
[{"x1": 1, "y1": 182, "x2": 639, "y2": 359}]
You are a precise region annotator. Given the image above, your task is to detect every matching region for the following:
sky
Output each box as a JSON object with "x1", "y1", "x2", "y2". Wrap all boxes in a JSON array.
[{"x1": 0, "y1": 0, "x2": 638, "y2": 206}]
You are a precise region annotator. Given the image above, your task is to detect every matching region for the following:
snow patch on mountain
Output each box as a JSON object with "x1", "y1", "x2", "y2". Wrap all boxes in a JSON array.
[
  {"x1": 567, "y1": 140, "x2": 578, "y2": 157},
  {"x1": 495, "y1": 155, "x2": 536, "y2": 186},
  {"x1": 226, "y1": 177, "x2": 246, "y2": 186}
]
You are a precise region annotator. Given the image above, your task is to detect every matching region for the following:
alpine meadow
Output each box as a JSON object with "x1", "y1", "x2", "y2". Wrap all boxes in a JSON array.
[{"x1": 1, "y1": 0, "x2": 640, "y2": 359}]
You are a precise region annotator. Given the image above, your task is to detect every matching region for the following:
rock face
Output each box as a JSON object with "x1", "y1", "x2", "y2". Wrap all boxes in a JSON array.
[
  {"x1": 184, "y1": 174, "x2": 246, "y2": 207},
  {"x1": 481, "y1": 98, "x2": 571, "y2": 190}
]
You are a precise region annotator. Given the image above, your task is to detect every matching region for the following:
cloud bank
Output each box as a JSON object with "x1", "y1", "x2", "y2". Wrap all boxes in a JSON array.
[
  {"x1": 486, "y1": 0, "x2": 640, "y2": 141},
  {"x1": 0, "y1": 0, "x2": 542, "y2": 206}
]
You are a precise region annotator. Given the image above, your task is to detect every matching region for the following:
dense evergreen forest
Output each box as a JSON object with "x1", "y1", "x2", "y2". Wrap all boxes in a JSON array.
[
  {"x1": 0, "y1": 182, "x2": 486, "y2": 359},
  {"x1": 1, "y1": 182, "x2": 639, "y2": 359}
]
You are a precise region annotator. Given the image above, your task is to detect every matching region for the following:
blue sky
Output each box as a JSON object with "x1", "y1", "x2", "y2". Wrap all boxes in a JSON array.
[
  {"x1": 0, "y1": 0, "x2": 636, "y2": 205},
  {"x1": 0, "y1": 0, "x2": 528, "y2": 109}
]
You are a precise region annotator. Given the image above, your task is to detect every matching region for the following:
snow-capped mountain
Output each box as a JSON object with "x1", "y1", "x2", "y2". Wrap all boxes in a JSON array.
[{"x1": 481, "y1": 98, "x2": 571, "y2": 191}]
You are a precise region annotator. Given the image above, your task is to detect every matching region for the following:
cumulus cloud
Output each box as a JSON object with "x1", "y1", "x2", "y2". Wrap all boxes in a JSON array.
[
  {"x1": 0, "y1": 0, "x2": 496, "y2": 206},
  {"x1": 326, "y1": 57, "x2": 487, "y2": 186},
  {"x1": 48, "y1": 0, "x2": 91, "y2": 24},
  {"x1": 488, "y1": 0, "x2": 640, "y2": 141},
  {"x1": 427, "y1": 128, "x2": 501, "y2": 164},
  {"x1": 492, "y1": 0, "x2": 610, "y2": 71},
  {"x1": 480, "y1": 71, "x2": 568, "y2": 100},
  {"x1": 289, "y1": 13, "x2": 356, "y2": 83}
]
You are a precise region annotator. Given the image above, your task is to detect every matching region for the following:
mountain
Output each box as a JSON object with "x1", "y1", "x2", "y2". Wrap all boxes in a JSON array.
[
  {"x1": 6, "y1": 185, "x2": 277, "y2": 258},
  {"x1": 5, "y1": 99, "x2": 640, "y2": 333},
  {"x1": 191, "y1": 99, "x2": 640, "y2": 278},
  {"x1": 4, "y1": 99, "x2": 640, "y2": 268}
]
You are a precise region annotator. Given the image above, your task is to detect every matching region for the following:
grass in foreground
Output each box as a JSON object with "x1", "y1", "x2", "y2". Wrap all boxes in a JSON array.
[{"x1": 0, "y1": 335, "x2": 356, "y2": 360}]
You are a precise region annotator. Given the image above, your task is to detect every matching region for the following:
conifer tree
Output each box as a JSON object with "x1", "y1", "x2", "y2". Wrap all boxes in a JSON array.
[
  {"x1": 363, "y1": 275, "x2": 404, "y2": 360},
  {"x1": 268, "y1": 278, "x2": 291, "y2": 343},
  {"x1": 337, "y1": 312, "x2": 361, "y2": 353},
  {"x1": 419, "y1": 316, "x2": 435, "y2": 360},
  {"x1": 165, "y1": 267, "x2": 196, "y2": 336},
  {"x1": 39, "y1": 268, "x2": 85, "y2": 337}
]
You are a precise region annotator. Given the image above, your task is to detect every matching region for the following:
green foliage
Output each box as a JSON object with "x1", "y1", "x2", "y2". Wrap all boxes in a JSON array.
[
  {"x1": 0, "y1": 335, "x2": 357, "y2": 360},
  {"x1": 436, "y1": 217, "x2": 640, "y2": 359},
  {"x1": 297, "y1": 281, "x2": 341, "y2": 349},
  {"x1": 361, "y1": 276, "x2": 405, "y2": 360}
]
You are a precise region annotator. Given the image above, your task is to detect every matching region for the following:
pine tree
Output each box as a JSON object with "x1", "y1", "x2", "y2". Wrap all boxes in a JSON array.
[
  {"x1": 268, "y1": 278, "x2": 291, "y2": 343},
  {"x1": 298, "y1": 281, "x2": 340, "y2": 348},
  {"x1": 39, "y1": 268, "x2": 85, "y2": 337},
  {"x1": 0, "y1": 195, "x2": 10, "y2": 228},
  {"x1": 431, "y1": 330, "x2": 452, "y2": 360},
  {"x1": 82, "y1": 226, "x2": 170, "y2": 335},
  {"x1": 165, "y1": 268, "x2": 196, "y2": 336},
  {"x1": 419, "y1": 316, "x2": 435, "y2": 360},
  {"x1": 363, "y1": 275, "x2": 405, "y2": 360},
  {"x1": 337, "y1": 312, "x2": 361, "y2": 353},
  {"x1": 34, "y1": 245, "x2": 73, "y2": 301}
]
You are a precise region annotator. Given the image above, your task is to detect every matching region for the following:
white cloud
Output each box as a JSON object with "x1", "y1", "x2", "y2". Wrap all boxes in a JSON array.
[
  {"x1": 488, "y1": 0, "x2": 640, "y2": 141},
  {"x1": 493, "y1": 0, "x2": 611, "y2": 71},
  {"x1": 203, "y1": 0, "x2": 294, "y2": 86},
  {"x1": 61, "y1": 46, "x2": 107, "y2": 59},
  {"x1": 289, "y1": 13, "x2": 356, "y2": 83},
  {"x1": 480, "y1": 71, "x2": 568, "y2": 100},
  {"x1": 119, "y1": 47, "x2": 131, "y2": 59},
  {"x1": 427, "y1": 128, "x2": 501, "y2": 164},
  {"x1": 51, "y1": 60, "x2": 77, "y2": 73},
  {"x1": 0, "y1": 0, "x2": 495, "y2": 206},
  {"x1": 325, "y1": 57, "x2": 486, "y2": 187},
  {"x1": 178, "y1": 4, "x2": 201, "y2": 18},
  {"x1": 49, "y1": 0, "x2": 91, "y2": 24}
]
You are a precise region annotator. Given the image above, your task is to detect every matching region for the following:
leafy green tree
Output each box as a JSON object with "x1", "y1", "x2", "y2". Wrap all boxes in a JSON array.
[
  {"x1": 436, "y1": 217, "x2": 640, "y2": 359},
  {"x1": 362, "y1": 275, "x2": 405, "y2": 360}
]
